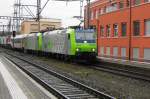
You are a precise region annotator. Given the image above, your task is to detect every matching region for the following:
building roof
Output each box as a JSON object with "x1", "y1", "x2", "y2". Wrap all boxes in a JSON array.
[
  {"x1": 85, "y1": 0, "x2": 112, "y2": 8},
  {"x1": 22, "y1": 18, "x2": 61, "y2": 23}
]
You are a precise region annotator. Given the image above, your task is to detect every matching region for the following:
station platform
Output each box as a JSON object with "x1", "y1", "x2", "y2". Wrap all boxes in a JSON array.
[
  {"x1": 98, "y1": 56, "x2": 150, "y2": 70},
  {"x1": 0, "y1": 55, "x2": 57, "y2": 99}
]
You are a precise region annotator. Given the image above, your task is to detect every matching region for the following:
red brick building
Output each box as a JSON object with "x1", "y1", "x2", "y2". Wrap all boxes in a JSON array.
[{"x1": 84, "y1": 0, "x2": 150, "y2": 61}]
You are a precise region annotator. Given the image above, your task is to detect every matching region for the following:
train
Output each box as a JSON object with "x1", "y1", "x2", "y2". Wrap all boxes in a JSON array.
[
  {"x1": 0, "y1": 27, "x2": 97, "y2": 61},
  {"x1": 0, "y1": 35, "x2": 11, "y2": 48}
]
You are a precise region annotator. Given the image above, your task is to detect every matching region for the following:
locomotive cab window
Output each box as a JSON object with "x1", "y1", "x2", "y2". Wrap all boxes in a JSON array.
[
  {"x1": 68, "y1": 34, "x2": 70, "y2": 40},
  {"x1": 75, "y1": 29, "x2": 96, "y2": 43}
]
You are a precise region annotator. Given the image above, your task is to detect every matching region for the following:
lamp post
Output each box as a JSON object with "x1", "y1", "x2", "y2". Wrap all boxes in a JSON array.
[
  {"x1": 86, "y1": 0, "x2": 90, "y2": 28},
  {"x1": 37, "y1": 0, "x2": 41, "y2": 32},
  {"x1": 12, "y1": 31, "x2": 16, "y2": 49},
  {"x1": 2, "y1": 25, "x2": 4, "y2": 36},
  {"x1": 129, "y1": 0, "x2": 132, "y2": 60},
  {"x1": 80, "y1": 0, "x2": 83, "y2": 19}
]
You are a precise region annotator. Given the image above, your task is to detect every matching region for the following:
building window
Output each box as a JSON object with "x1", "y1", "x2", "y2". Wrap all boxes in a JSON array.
[
  {"x1": 119, "y1": 1, "x2": 124, "y2": 9},
  {"x1": 113, "y1": 47, "x2": 118, "y2": 57},
  {"x1": 121, "y1": 23, "x2": 127, "y2": 36},
  {"x1": 144, "y1": 48, "x2": 150, "y2": 60},
  {"x1": 133, "y1": 21, "x2": 140, "y2": 36},
  {"x1": 134, "y1": 0, "x2": 141, "y2": 5},
  {"x1": 96, "y1": 10, "x2": 99, "y2": 19},
  {"x1": 93, "y1": 10, "x2": 96, "y2": 19},
  {"x1": 106, "y1": 25, "x2": 111, "y2": 37},
  {"x1": 101, "y1": 8, "x2": 104, "y2": 14},
  {"x1": 126, "y1": 0, "x2": 130, "y2": 7},
  {"x1": 145, "y1": 19, "x2": 150, "y2": 36},
  {"x1": 90, "y1": 11, "x2": 94, "y2": 20},
  {"x1": 99, "y1": 8, "x2": 101, "y2": 16},
  {"x1": 100, "y1": 26, "x2": 104, "y2": 37},
  {"x1": 121, "y1": 48, "x2": 126, "y2": 57},
  {"x1": 103, "y1": 6, "x2": 106, "y2": 13},
  {"x1": 106, "y1": 47, "x2": 110, "y2": 56},
  {"x1": 133, "y1": 48, "x2": 139, "y2": 59},
  {"x1": 106, "y1": 3, "x2": 117, "y2": 13},
  {"x1": 144, "y1": 0, "x2": 150, "y2": 2},
  {"x1": 100, "y1": 47, "x2": 104, "y2": 55},
  {"x1": 113, "y1": 24, "x2": 118, "y2": 37}
]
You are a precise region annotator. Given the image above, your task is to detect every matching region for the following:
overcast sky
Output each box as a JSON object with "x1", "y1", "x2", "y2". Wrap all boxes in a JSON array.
[{"x1": 0, "y1": 0, "x2": 90, "y2": 27}]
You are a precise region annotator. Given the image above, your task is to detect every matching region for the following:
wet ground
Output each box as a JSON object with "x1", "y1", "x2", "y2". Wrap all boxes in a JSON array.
[{"x1": 30, "y1": 56, "x2": 150, "y2": 99}]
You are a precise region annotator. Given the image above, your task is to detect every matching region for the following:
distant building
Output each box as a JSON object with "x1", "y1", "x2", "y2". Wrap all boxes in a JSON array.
[
  {"x1": 84, "y1": 0, "x2": 150, "y2": 62},
  {"x1": 20, "y1": 18, "x2": 61, "y2": 34}
]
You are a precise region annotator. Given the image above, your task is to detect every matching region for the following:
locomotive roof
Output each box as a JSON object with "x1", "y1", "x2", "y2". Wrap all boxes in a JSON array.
[
  {"x1": 26, "y1": 33, "x2": 37, "y2": 37},
  {"x1": 44, "y1": 29, "x2": 67, "y2": 35},
  {"x1": 13, "y1": 34, "x2": 28, "y2": 39}
]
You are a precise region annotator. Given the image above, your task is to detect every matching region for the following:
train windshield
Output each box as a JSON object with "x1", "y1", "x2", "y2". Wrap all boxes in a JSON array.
[{"x1": 75, "y1": 29, "x2": 96, "y2": 43}]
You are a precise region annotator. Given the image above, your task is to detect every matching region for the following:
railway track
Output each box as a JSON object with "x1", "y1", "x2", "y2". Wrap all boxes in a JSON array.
[
  {"x1": 3, "y1": 48, "x2": 150, "y2": 82},
  {"x1": 93, "y1": 62, "x2": 150, "y2": 82},
  {"x1": 75, "y1": 61, "x2": 150, "y2": 82},
  {"x1": 3, "y1": 52, "x2": 115, "y2": 99},
  {"x1": 67, "y1": 57, "x2": 150, "y2": 82}
]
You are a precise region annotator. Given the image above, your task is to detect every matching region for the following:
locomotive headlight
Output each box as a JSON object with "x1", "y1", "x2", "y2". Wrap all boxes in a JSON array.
[
  {"x1": 92, "y1": 48, "x2": 95, "y2": 52},
  {"x1": 76, "y1": 48, "x2": 79, "y2": 51},
  {"x1": 84, "y1": 41, "x2": 87, "y2": 43}
]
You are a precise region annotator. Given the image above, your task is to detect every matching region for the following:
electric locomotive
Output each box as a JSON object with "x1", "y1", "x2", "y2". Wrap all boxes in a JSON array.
[
  {"x1": 41, "y1": 27, "x2": 97, "y2": 60},
  {"x1": 0, "y1": 36, "x2": 11, "y2": 48},
  {"x1": 11, "y1": 27, "x2": 97, "y2": 61},
  {"x1": 72, "y1": 28, "x2": 97, "y2": 60}
]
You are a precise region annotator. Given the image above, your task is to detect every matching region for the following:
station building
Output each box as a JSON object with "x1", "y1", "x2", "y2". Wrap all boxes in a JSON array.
[
  {"x1": 20, "y1": 18, "x2": 61, "y2": 34},
  {"x1": 84, "y1": 0, "x2": 150, "y2": 62}
]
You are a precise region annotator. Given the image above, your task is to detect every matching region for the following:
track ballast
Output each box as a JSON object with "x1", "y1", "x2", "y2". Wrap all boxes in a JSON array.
[{"x1": 4, "y1": 52, "x2": 115, "y2": 99}]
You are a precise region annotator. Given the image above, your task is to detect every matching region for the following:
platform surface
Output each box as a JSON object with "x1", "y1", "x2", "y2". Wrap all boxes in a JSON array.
[
  {"x1": 0, "y1": 55, "x2": 57, "y2": 99},
  {"x1": 98, "y1": 56, "x2": 150, "y2": 69}
]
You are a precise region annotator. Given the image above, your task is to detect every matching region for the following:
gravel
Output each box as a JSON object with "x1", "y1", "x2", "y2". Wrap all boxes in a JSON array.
[
  {"x1": 2, "y1": 49, "x2": 150, "y2": 99},
  {"x1": 30, "y1": 56, "x2": 150, "y2": 99}
]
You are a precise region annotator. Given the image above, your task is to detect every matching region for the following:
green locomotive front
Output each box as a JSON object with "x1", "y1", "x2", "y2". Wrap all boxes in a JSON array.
[{"x1": 69, "y1": 28, "x2": 97, "y2": 59}]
